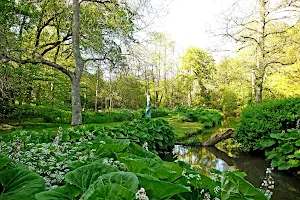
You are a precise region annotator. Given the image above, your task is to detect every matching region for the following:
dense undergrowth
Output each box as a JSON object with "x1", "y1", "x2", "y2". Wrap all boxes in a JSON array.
[
  {"x1": 1, "y1": 104, "x2": 170, "y2": 124},
  {"x1": 0, "y1": 119, "x2": 269, "y2": 200},
  {"x1": 235, "y1": 97, "x2": 300, "y2": 171},
  {"x1": 172, "y1": 106, "x2": 223, "y2": 128}
]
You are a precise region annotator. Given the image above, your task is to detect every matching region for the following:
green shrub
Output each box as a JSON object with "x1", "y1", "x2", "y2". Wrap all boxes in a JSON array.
[
  {"x1": 172, "y1": 107, "x2": 223, "y2": 128},
  {"x1": 82, "y1": 109, "x2": 143, "y2": 124},
  {"x1": 151, "y1": 109, "x2": 170, "y2": 118},
  {"x1": 235, "y1": 97, "x2": 300, "y2": 151}
]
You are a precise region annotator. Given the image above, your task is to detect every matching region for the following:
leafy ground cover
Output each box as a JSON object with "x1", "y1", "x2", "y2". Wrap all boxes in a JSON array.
[
  {"x1": 0, "y1": 124, "x2": 270, "y2": 200},
  {"x1": 235, "y1": 97, "x2": 300, "y2": 172}
]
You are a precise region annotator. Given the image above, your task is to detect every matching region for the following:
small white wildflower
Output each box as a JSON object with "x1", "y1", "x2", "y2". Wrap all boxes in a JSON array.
[
  {"x1": 136, "y1": 187, "x2": 148, "y2": 200},
  {"x1": 214, "y1": 186, "x2": 220, "y2": 194}
]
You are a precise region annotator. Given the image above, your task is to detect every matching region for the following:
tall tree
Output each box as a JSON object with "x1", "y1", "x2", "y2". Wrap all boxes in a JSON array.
[
  {"x1": 220, "y1": 0, "x2": 300, "y2": 103},
  {"x1": 0, "y1": 0, "x2": 135, "y2": 125},
  {"x1": 180, "y1": 47, "x2": 215, "y2": 106}
]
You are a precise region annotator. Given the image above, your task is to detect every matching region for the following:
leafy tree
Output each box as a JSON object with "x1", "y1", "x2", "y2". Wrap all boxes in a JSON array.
[
  {"x1": 220, "y1": 0, "x2": 300, "y2": 103},
  {"x1": 0, "y1": 0, "x2": 136, "y2": 125},
  {"x1": 179, "y1": 47, "x2": 215, "y2": 106}
]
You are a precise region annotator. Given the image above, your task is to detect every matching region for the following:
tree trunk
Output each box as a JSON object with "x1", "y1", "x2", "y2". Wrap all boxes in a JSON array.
[
  {"x1": 95, "y1": 69, "x2": 99, "y2": 112},
  {"x1": 254, "y1": 0, "x2": 267, "y2": 104},
  {"x1": 71, "y1": 0, "x2": 84, "y2": 125},
  {"x1": 203, "y1": 129, "x2": 234, "y2": 146},
  {"x1": 251, "y1": 69, "x2": 255, "y2": 100},
  {"x1": 256, "y1": 83, "x2": 263, "y2": 103},
  {"x1": 71, "y1": 77, "x2": 82, "y2": 126}
]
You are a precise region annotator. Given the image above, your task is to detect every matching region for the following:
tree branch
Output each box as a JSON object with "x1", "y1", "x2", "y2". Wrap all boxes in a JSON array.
[
  {"x1": 0, "y1": 53, "x2": 73, "y2": 78},
  {"x1": 40, "y1": 33, "x2": 72, "y2": 56}
]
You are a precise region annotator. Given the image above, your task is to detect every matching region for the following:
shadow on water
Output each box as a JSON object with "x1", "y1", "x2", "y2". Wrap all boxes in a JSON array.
[{"x1": 162, "y1": 118, "x2": 300, "y2": 200}]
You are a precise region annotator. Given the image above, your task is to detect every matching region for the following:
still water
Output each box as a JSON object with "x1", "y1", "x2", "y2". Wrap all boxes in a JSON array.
[
  {"x1": 162, "y1": 145, "x2": 300, "y2": 200},
  {"x1": 162, "y1": 117, "x2": 300, "y2": 200}
]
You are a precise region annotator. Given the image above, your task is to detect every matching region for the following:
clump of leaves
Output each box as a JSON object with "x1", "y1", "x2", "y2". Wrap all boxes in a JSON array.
[
  {"x1": 263, "y1": 129, "x2": 300, "y2": 170},
  {"x1": 92, "y1": 118, "x2": 176, "y2": 153}
]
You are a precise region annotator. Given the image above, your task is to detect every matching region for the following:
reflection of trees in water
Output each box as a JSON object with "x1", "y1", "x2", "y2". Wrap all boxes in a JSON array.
[
  {"x1": 173, "y1": 145, "x2": 234, "y2": 176},
  {"x1": 173, "y1": 145, "x2": 300, "y2": 200}
]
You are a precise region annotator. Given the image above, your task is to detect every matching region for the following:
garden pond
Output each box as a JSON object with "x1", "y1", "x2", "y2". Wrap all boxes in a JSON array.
[{"x1": 162, "y1": 118, "x2": 300, "y2": 200}]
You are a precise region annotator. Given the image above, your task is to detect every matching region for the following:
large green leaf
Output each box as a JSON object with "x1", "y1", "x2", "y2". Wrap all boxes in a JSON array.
[
  {"x1": 126, "y1": 143, "x2": 160, "y2": 159},
  {"x1": 0, "y1": 168, "x2": 45, "y2": 200},
  {"x1": 94, "y1": 137, "x2": 130, "y2": 157},
  {"x1": 116, "y1": 154, "x2": 178, "y2": 181},
  {"x1": 0, "y1": 154, "x2": 11, "y2": 170},
  {"x1": 259, "y1": 139, "x2": 276, "y2": 149},
  {"x1": 281, "y1": 143, "x2": 294, "y2": 154},
  {"x1": 81, "y1": 172, "x2": 138, "y2": 200},
  {"x1": 270, "y1": 133, "x2": 283, "y2": 140},
  {"x1": 35, "y1": 184, "x2": 81, "y2": 200},
  {"x1": 221, "y1": 172, "x2": 267, "y2": 200},
  {"x1": 136, "y1": 173, "x2": 191, "y2": 199},
  {"x1": 65, "y1": 163, "x2": 119, "y2": 193},
  {"x1": 83, "y1": 184, "x2": 135, "y2": 200},
  {"x1": 295, "y1": 149, "x2": 300, "y2": 158}
]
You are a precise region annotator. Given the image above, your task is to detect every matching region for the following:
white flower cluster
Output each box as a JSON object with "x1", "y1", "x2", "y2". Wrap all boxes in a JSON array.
[
  {"x1": 260, "y1": 166, "x2": 275, "y2": 199},
  {"x1": 182, "y1": 169, "x2": 202, "y2": 181},
  {"x1": 102, "y1": 158, "x2": 127, "y2": 171},
  {"x1": 135, "y1": 187, "x2": 149, "y2": 200},
  {"x1": 0, "y1": 128, "x2": 102, "y2": 190},
  {"x1": 203, "y1": 192, "x2": 211, "y2": 200}
]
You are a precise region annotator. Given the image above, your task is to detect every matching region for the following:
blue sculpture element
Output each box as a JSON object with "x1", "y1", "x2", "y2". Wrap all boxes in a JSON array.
[{"x1": 146, "y1": 92, "x2": 151, "y2": 118}]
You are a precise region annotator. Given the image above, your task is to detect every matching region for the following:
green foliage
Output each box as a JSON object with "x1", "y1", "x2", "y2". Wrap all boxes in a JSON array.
[
  {"x1": 235, "y1": 97, "x2": 300, "y2": 151},
  {"x1": 236, "y1": 98, "x2": 300, "y2": 171},
  {"x1": 0, "y1": 125, "x2": 267, "y2": 200},
  {"x1": 173, "y1": 106, "x2": 223, "y2": 128},
  {"x1": 82, "y1": 109, "x2": 143, "y2": 124},
  {"x1": 263, "y1": 129, "x2": 300, "y2": 170},
  {"x1": 220, "y1": 171, "x2": 267, "y2": 200},
  {"x1": 65, "y1": 163, "x2": 119, "y2": 193},
  {"x1": 94, "y1": 118, "x2": 176, "y2": 153},
  {"x1": 0, "y1": 154, "x2": 45, "y2": 200},
  {"x1": 150, "y1": 108, "x2": 170, "y2": 118},
  {"x1": 2, "y1": 104, "x2": 171, "y2": 125}
]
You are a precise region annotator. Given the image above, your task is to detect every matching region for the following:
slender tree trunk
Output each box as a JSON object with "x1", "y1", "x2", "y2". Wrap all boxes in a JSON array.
[
  {"x1": 256, "y1": 83, "x2": 263, "y2": 103},
  {"x1": 71, "y1": 77, "x2": 82, "y2": 125},
  {"x1": 95, "y1": 68, "x2": 99, "y2": 112},
  {"x1": 255, "y1": 0, "x2": 267, "y2": 103},
  {"x1": 71, "y1": 0, "x2": 84, "y2": 126},
  {"x1": 251, "y1": 69, "x2": 255, "y2": 100}
]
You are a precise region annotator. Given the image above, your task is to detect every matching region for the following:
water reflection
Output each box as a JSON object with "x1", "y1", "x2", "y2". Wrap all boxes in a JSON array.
[
  {"x1": 166, "y1": 145, "x2": 300, "y2": 200},
  {"x1": 171, "y1": 145, "x2": 237, "y2": 176}
]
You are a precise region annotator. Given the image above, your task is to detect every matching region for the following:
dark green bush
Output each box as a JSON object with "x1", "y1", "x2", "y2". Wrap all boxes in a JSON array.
[
  {"x1": 151, "y1": 109, "x2": 170, "y2": 118},
  {"x1": 172, "y1": 107, "x2": 223, "y2": 128},
  {"x1": 235, "y1": 97, "x2": 300, "y2": 151}
]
